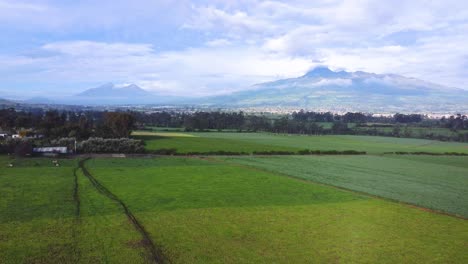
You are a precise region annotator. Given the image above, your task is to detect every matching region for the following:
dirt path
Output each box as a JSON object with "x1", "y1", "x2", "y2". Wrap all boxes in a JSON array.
[{"x1": 78, "y1": 158, "x2": 167, "y2": 264}]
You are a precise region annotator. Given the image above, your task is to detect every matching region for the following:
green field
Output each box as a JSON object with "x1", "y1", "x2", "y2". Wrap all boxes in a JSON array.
[
  {"x1": 0, "y1": 157, "x2": 77, "y2": 263},
  {"x1": 355, "y1": 125, "x2": 468, "y2": 138},
  {"x1": 218, "y1": 155, "x2": 468, "y2": 217},
  {"x1": 0, "y1": 156, "x2": 148, "y2": 263},
  {"x1": 1, "y1": 155, "x2": 467, "y2": 263},
  {"x1": 134, "y1": 131, "x2": 468, "y2": 154}
]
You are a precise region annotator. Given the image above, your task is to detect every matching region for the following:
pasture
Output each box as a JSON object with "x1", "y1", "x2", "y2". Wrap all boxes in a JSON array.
[
  {"x1": 133, "y1": 131, "x2": 468, "y2": 154},
  {"x1": 1, "y1": 155, "x2": 467, "y2": 263}
]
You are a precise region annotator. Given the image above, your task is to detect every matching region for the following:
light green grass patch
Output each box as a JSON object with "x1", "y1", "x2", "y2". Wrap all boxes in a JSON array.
[
  {"x1": 132, "y1": 131, "x2": 197, "y2": 137},
  {"x1": 136, "y1": 132, "x2": 468, "y2": 154}
]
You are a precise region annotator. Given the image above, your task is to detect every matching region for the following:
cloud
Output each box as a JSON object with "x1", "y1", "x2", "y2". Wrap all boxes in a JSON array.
[
  {"x1": 1, "y1": 0, "x2": 468, "y2": 96},
  {"x1": 42, "y1": 41, "x2": 154, "y2": 57},
  {"x1": 205, "y1": 39, "x2": 232, "y2": 47},
  {"x1": 2, "y1": 40, "x2": 312, "y2": 96}
]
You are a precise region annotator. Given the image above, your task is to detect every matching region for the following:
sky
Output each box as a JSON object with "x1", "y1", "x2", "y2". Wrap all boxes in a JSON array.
[{"x1": 0, "y1": 0, "x2": 467, "y2": 98}]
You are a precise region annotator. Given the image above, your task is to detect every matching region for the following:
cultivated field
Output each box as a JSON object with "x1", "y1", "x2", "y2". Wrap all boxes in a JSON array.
[
  {"x1": 218, "y1": 155, "x2": 468, "y2": 217},
  {"x1": 1, "y1": 155, "x2": 467, "y2": 263},
  {"x1": 133, "y1": 131, "x2": 468, "y2": 154}
]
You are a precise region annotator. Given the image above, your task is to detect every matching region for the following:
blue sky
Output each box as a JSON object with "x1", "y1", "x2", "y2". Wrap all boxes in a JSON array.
[{"x1": 0, "y1": 0, "x2": 467, "y2": 98}]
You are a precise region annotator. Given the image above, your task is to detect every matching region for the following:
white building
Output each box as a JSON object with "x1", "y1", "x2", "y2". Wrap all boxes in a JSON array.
[{"x1": 33, "y1": 147, "x2": 68, "y2": 154}]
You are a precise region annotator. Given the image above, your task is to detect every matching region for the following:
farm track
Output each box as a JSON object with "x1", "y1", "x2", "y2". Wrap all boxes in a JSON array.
[
  {"x1": 73, "y1": 167, "x2": 81, "y2": 218},
  {"x1": 78, "y1": 158, "x2": 167, "y2": 264},
  {"x1": 72, "y1": 167, "x2": 81, "y2": 263}
]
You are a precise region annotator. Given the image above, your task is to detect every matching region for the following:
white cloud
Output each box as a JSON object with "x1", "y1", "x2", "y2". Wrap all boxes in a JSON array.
[
  {"x1": 42, "y1": 41, "x2": 154, "y2": 57},
  {"x1": 0, "y1": 1, "x2": 47, "y2": 11},
  {"x1": 1, "y1": 0, "x2": 468, "y2": 94},
  {"x1": 205, "y1": 38, "x2": 232, "y2": 47},
  {"x1": 3, "y1": 40, "x2": 312, "y2": 96}
]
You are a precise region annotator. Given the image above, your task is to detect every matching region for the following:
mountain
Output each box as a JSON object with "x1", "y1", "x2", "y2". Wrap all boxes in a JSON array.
[
  {"x1": 24, "y1": 97, "x2": 55, "y2": 104},
  {"x1": 77, "y1": 83, "x2": 152, "y2": 97},
  {"x1": 72, "y1": 83, "x2": 166, "y2": 105},
  {"x1": 0, "y1": 98, "x2": 15, "y2": 106},
  {"x1": 207, "y1": 67, "x2": 468, "y2": 113}
]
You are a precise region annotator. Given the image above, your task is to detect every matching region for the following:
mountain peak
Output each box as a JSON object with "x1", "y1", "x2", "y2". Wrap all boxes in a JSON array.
[
  {"x1": 304, "y1": 66, "x2": 349, "y2": 78},
  {"x1": 77, "y1": 83, "x2": 151, "y2": 97}
]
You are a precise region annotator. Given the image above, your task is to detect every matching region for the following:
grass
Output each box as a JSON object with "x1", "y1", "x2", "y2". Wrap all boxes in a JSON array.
[
  {"x1": 84, "y1": 157, "x2": 468, "y2": 263},
  {"x1": 133, "y1": 131, "x2": 468, "y2": 154},
  {"x1": 132, "y1": 131, "x2": 196, "y2": 137},
  {"x1": 0, "y1": 156, "x2": 148, "y2": 263},
  {"x1": 0, "y1": 157, "x2": 77, "y2": 263},
  {"x1": 133, "y1": 134, "x2": 298, "y2": 153},
  {"x1": 218, "y1": 155, "x2": 468, "y2": 217},
  {"x1": 2, "y1": 155, "x2": 468, "y2": 263}
]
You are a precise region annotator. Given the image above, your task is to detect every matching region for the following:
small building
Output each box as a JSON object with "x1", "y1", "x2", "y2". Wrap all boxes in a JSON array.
[{"x1": 33, "y1": 147, "x2": 69, "y2": 155}]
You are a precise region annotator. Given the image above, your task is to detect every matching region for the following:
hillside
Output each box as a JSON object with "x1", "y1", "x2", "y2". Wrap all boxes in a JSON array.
[{"x1": 208, "y1": 67, "x2": 468, "y2": 113}]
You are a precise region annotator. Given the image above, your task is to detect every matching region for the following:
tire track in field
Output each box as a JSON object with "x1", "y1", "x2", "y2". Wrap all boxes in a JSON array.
[
  {"x1": 73, "y1": 167, "x2": 81, "y2": 218},
  {"x1": 72, "y1": 166, "x2": 81, "y2": 263},
  {"x1": 78, "y1": 158, "x2": 167, "y2": 264}
]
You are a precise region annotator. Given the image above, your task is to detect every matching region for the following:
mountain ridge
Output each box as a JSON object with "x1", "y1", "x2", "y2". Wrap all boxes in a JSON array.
[
  {"x1": 76, "y1": 83, "x2": 152, "y2": 97},
  {"x1": 206, "y1": 67, "x2": 468, "y2": 113}
]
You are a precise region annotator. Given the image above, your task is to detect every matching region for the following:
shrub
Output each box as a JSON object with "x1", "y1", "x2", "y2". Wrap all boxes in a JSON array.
[
  {"x1": 50, "y1": 137, "x2": 76, "y2": 151},
  {"x1": 151, "y1": 148, "x2": 177, "y2": 155},
  {"x1": 78, "y1": 138, "x2": 145, "y2": 153}
]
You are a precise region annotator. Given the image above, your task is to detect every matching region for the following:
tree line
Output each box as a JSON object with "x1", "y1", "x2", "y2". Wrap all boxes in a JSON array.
[
  {"x1": 0, "y1": 108, "x2": 135, "y2": 139},
  {"x1": 1, "y1": 108, "x2": 467, "y2": 143}
]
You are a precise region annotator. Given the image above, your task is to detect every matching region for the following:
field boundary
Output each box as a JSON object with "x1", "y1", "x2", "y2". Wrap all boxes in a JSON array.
[
  {"x1": 78, "y1": 158, "x2": 168, "y2": 264},
  {"x1": 199, "y1": 156, "x2": 468, "y2": 220}
]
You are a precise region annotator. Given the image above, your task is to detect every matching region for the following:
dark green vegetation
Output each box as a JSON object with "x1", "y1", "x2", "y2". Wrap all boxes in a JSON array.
[
  {"x1": 135, "y1": 131, "x2": 468, "y2": 154},
  {"x1": 218, "y1": 155, "x2": 468, "y2": 217},
  {"x1": 135, "y1": 111, "x2": 468, "y2": 142}
]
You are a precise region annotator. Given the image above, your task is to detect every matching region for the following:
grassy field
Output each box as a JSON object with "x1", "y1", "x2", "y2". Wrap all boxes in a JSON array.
[
  {"x1": 0, "y1": 157, "x2": 78, "y2": 263},
  {"x1": 218, "y1": 155, "x2": 468, "y2": 217},
  {"x1": 2, "y1": 155, "x2": 468, "y2": 263},
  {"x1": 133, "y1": 131, "x2": 468, "y2": 154},
  {"x1": 0, "y1": 156, "x2": 148, "y2": 263},
  {"x1": 83, "y1": 157, "x2": 467, "y2": 263}
]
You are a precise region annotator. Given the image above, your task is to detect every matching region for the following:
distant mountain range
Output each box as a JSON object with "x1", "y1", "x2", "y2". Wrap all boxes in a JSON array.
[
  {"x1": 207, "y1": 67, "x2": 468, "y2": 113},
  {"x1": 0, "y1": 98, "x2": 14, "y2": 105},
  {"x1": 72, "y1": 83, "x2": 158, "y2": 104},
  {"x1": 77, "y1": 83, "x2": 152, "y2": 98},
  {"x1": 1, "y1": 67, "x2": 467, "y2": 113}
]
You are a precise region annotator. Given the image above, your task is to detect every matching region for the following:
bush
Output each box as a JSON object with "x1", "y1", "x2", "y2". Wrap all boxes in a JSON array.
[
  {"x1": 50, "y1": 137, "x2": 76, "y2": 151},
  {"x1": 78, "y1": 138, "x2": 145, "y2": 153},
  {"x1": 298, "y1": 149, "x2": 365, "y2": 155},
  {"x1": 151, "y1": 148, "x2": 177, "y2": 155},
  {"x1": 14, "y1": 141, "x2": 33, "y2": 157},
  {"x1": 252, "y1": 150, "x2": 296, "y2": 155},
  {"x1": 183, "y1": 151, "x2": 248, "y2": 155},
  {"x1": 0, "y1": 138, "x2": 31, "y2": 155}
]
